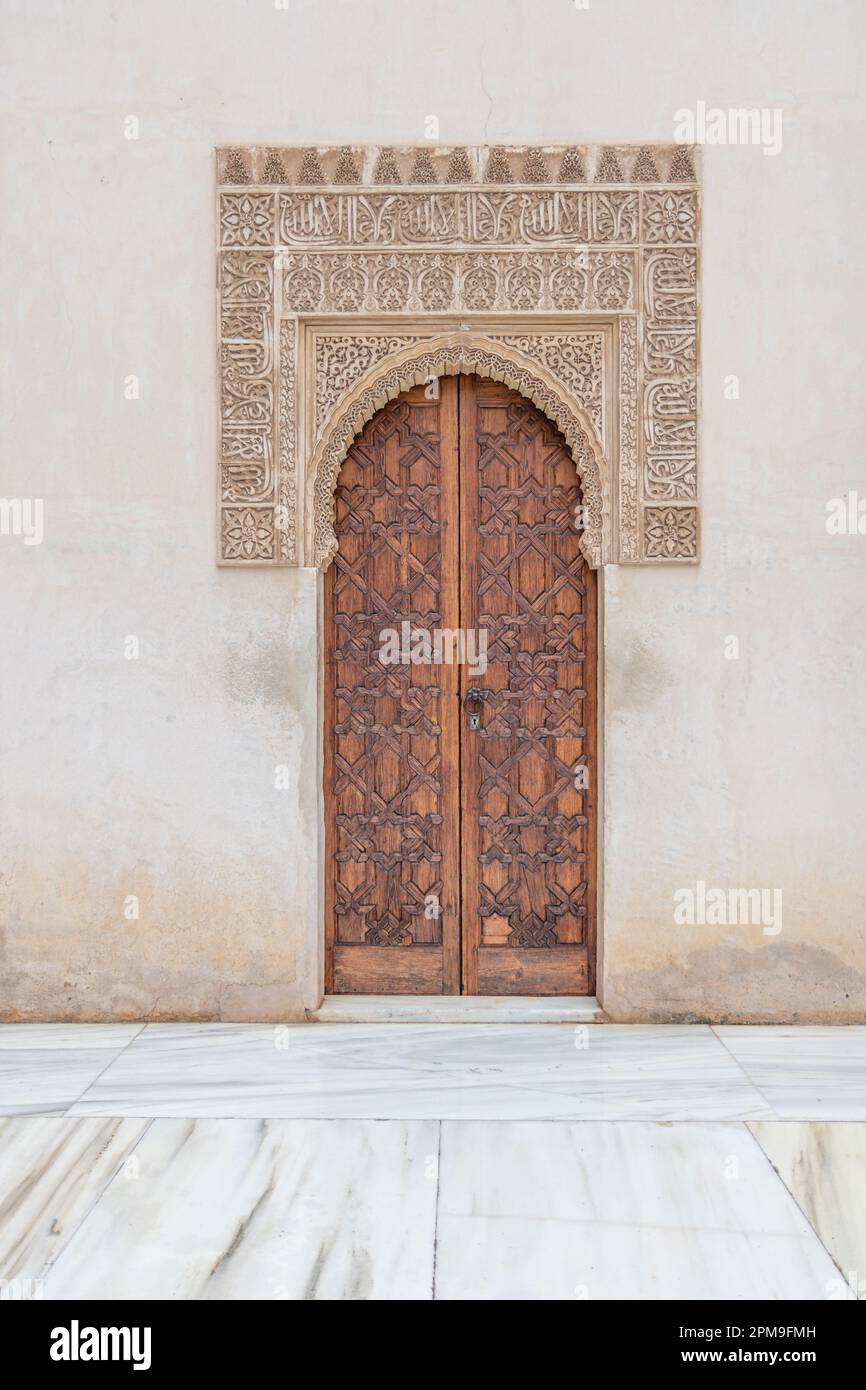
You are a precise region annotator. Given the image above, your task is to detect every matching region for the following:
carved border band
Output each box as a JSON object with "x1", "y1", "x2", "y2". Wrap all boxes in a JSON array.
[{"x1": 216, "y1": 144, "x2": 701, "y2": 567}]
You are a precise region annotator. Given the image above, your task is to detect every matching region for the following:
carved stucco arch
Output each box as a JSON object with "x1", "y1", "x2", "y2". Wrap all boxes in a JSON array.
[{"x1": 308, "y1": 334, "x2": 611, "y2": 570}]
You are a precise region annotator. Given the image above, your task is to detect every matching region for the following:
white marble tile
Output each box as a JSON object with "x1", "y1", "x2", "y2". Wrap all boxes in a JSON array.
[
  {"x1": 69, "y1": 1022, "x2": 770, "y2": 1120},
  {"x1": 482, "y1": 1023, "x2": 773, "y2": 1121},
  {"x1": 311, "y1": 994, "x2": 603, "y2": 1023},
  {"x1": 435, "y1": 1121, "x2": 843, "y2": 1300},
  {"x1": 42, "y1": 1118, "x2": 438, "y2": 1300},
  {"x1": 715, "y1": 1026, "x2": 866, "y2": 1118},
  {"x1": 0, "y1": 1025, "x2": 144, "y2": 1115},
  {"x1": 0, "y1": 1117, "x2": 150, "y2": 1282},
  {"x1": 3, "y1": 1113, "x2": 858, "y2": 1302},
  {"x1": 749, "y1": 1122, "x2": 866, "y2": 1298}
]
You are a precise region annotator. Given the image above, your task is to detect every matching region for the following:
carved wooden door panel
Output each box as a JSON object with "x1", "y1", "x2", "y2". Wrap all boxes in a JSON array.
[
  {"x1": 325, "y1": 375, "x2": 596, "y2": 995},
  {"x1": 459, "y1": 379, "x2": 596, "y2": 995},
  {"x1": 324, "y1": 380, "x2": 461, "y2": 994}
]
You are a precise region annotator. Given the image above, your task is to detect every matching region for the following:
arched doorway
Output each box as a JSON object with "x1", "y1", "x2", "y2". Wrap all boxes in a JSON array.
[{"x1": 324, "y1": 374, "x2": 597, "y2": 995}]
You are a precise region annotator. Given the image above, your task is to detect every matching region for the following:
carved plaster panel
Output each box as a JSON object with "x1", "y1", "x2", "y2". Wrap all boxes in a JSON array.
[
  {"x1": 216, "y1": 144, "x2": 701, "y2": 567},
  {"x1": 307, "y1": 326, "x2": 608, "y2": 452},
  {"x1": 282, "y1": 249, "x2": 636, "y2": 315},
  {"x1": 305, "y1": 334, "x2": 611, "y2": 571},
  {"x1": 313, "y1": 334, "x2": 423, "y2": 433}
]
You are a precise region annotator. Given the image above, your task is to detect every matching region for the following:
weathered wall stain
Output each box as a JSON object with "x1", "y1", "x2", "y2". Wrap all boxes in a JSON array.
[{"x1": 603, "y1": 942, "x2": 866, "y2": 1024}]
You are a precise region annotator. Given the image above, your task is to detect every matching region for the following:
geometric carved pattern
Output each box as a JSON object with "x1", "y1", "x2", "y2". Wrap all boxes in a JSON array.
[
  {"x1": 282, "y1": 250, "x2": 635, "y2": 314},
  {"x1": 460, "y1": 380, "x2": 596, "y2": 993},
  {"x1": 325, "y1": 377, "x2": 597, "y2": 995},
  {"x1": 643, "y1": 506, "x2": 699, "y2": 559},
  {"x1": 220, "y1": 143, "x2": 696, "y2": 187},
  {"x1": 493, "y1": 334, "x2": 605, "y2": 439},
  {"x1": 314, "y1": 335, "x2": 422, "y2": 432},
  {"x1": 642, "y1": 190, "x2": 698, "y2": 244},
  {"x1": 312, "y1": 330, "x2": 607, "y2": 450},
  {"x1": 219, "y1": 192, "x2": 275, "y2": 247},
  {"x1": 277, "y1": 320, "x2": 297, "y2": 563},
  {"x1": 215, "y1": 144, "x2": 701, "y2": 567},
  {"x1": 618, "y1": 317, "x2": 640, "y2": 559},
  {"x1": 221, "y1": 507, "x2": 276, "y2": 561},
  {"x1": 308, "y1": 336, "x2": 610, "y2": 573},
  {"x1": 325, "y1": 386, "x2": 458, "y2": 993}
]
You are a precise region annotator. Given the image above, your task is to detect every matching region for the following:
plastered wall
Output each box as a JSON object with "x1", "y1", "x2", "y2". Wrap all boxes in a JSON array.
[{"x1": 1, "y1": 0, "x2": 864, "y2": 1021}]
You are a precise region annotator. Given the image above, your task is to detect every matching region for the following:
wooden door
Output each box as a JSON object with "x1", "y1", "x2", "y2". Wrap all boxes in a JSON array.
[
  {"x1": 458, "y1": 379, "x2": 596, "y2": 994},
  {"x1": 325, "y1": 375, "x2": 596, "y2": 995},
  {"x1": 324, "y1": 380, "x2": 461, "y2": 994}
]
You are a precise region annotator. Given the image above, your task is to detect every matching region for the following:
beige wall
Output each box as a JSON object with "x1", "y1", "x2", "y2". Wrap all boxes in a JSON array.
[{"x1": 2, "y1": 0, "x2": 864, "y2": 1021}]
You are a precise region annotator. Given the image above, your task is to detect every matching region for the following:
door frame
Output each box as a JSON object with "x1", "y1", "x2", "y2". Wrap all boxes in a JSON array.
[{"x1": 316, "y1": 365, "x2": 607, "y2": 1005}]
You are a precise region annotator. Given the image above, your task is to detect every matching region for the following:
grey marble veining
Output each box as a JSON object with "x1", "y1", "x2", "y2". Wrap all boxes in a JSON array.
[
  {"x1": 749, "y1": 1122, "x2": 866, "y2": 1298},
  {"x1": 0, "y1": 1117, "x2": 150, "y2": 1281},
  {"x1": 41, "y1": 1118, "x2": 438, "y2": 1300},
  {"x1": 435, "y1": 1121, "x2": 844, "y2": 1301},
  {"x1": 0, "y1": 1114, "x2": 859, "y2": 1300},
  {"x1": 0, "y1": 1025, "x2": 143, "y2": 1116},
  {"x1": 3, "y1": 1023, "x2": 864, "y2": 1121},
  {"x1": 716, "y1": 1026, "x2": 866, "y2": 1119},
  {"x1": 67, "y1": 1023, "x2": 772, "y2": 1121}
]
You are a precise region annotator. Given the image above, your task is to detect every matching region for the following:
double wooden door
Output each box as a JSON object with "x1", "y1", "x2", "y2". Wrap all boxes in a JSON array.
[{"x1": 324, "y1": 375, "x2": 596, "y2": 995}]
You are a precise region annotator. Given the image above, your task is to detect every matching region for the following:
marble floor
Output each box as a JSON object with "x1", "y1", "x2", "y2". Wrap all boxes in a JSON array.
[{"x1": 0, "y1": 1023, "x2": 864, "y2": 1299}]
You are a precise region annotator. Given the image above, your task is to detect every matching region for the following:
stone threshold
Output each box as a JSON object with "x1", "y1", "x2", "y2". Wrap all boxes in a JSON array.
[{"x1": 308, "y1": 994, "x2": 604, "y2": 1024}]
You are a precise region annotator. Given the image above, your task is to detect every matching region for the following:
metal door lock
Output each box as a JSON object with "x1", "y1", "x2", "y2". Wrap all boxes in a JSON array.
[{"x1": 469, "y1": 712, "x2": 481, "y2": 730}]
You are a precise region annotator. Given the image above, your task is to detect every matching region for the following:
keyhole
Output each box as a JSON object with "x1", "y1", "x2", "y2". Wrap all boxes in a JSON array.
[{"x1": 469, "y1": 713, "x2": 481, "y2": 730}]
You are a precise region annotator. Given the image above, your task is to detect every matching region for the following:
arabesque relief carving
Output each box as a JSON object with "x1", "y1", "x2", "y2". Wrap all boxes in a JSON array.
[
  {"x1": 307, "y1": 335, "x2": 610, "y2": 571},
  {"x1": 282, "y1": 249, "x2": 635, "y2": 314},
  {"x1": 216, "y1": 143, "x2": 701, "y2": 566}
]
